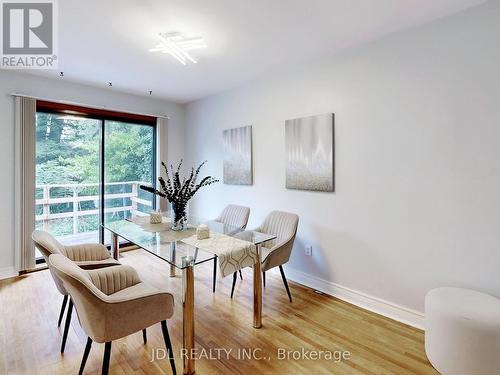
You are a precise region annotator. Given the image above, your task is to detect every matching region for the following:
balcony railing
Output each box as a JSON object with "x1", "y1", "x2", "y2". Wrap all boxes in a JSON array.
[{"x1": 35, "y1": 181, "x2": 152, "y2": 238}]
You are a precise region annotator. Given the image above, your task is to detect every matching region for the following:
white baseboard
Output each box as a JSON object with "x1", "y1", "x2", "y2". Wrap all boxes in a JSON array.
[
  {"x1": 0, "y1": 266, "x2": 17, "y2": 281},
  {"x1": 281, "y1": 266, "x2": 425, "y2": 330}
]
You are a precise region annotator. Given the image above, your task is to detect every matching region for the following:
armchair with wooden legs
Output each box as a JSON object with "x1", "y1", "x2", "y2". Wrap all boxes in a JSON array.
[
  {"x1": 48, "y1": 254, "x2": 176, "y2": 375},
  {"x1": 231, "y1": 211, "x2": 299, "y2": 302},
  {"x1": 32, "y1": 230, "x2": 120, "y2": 353}
]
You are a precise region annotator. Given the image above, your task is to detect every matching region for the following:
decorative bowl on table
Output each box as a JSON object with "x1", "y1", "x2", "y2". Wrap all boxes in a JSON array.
[{"x1": 149, "y1": 211, "x2": 163, "y2": 224}]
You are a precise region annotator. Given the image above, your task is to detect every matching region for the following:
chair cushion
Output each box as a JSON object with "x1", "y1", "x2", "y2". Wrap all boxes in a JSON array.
[
  {"x1": 260, "y1": 247, "x2": 272, "y2": 262},
  {"x1": 76, "y1": 258, "x2": 120, "y2": 270},
  {"x1": 109, "y1": 282, "x2": 159, "y2": 299}
]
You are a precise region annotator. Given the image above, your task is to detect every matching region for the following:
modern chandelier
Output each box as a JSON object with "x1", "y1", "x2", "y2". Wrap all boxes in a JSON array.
[{"x1": 149, "y1": 32, "x2": 207, "y2": 65}]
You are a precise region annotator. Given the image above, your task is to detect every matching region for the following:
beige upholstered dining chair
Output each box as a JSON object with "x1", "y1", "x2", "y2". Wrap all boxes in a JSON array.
[
  {"x1": 48, "y1": 254, "x2": 176, "y2": 375},
  {"x1": 212, "y1": 204, "x2": 250, "y2": 293},
  {"x1": 231, "y1": 211, "x2": 299, "y2": 302},
  {"x1": 32, "y1": 230, "x2": 120, "y2": 352}
]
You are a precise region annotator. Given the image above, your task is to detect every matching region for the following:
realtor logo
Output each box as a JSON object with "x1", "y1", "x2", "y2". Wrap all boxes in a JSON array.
[{"x1": 1, "y1": 0, "x2": 58, "y2": 69}]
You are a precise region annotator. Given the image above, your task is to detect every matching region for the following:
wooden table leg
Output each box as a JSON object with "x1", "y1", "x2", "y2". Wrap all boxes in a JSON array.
[
  {"x1": 170, "y1": 242, "x2": 176, "y2": 277},
  {"x1": 112, "y1": 233, "x2": 119, "y2": 260},
  {"x1": 183, "y1": 264, "x2": 195, "y2": 374},
  {"x1": 253, "y1": 244, "x2": 262, "y2": 328}
]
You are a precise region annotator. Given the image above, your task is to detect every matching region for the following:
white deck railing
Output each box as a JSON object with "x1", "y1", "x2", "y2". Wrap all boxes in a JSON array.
[{"x1": 35, "y1": 181, "x2": 152, "y2": 234}]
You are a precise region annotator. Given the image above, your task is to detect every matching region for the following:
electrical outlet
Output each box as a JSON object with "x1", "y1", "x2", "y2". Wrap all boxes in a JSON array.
[{"x1": 305, "y1": 245, "x2": 312, "y2": 256}]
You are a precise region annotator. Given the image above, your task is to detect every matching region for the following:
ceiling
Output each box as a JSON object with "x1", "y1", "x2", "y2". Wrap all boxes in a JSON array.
[{"x1": 25, "y1": 0, "x2": 486, "y2": 103}]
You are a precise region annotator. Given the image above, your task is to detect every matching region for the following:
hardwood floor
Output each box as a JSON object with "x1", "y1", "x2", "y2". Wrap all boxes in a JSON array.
[{"x1": 0, "y1": 249, "x2": 438, "y2": 374}]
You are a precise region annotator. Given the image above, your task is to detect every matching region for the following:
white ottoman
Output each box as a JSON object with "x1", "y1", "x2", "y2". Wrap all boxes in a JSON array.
[{"x1": 425, "y1": 287, "x2": 500, "y2": 375}]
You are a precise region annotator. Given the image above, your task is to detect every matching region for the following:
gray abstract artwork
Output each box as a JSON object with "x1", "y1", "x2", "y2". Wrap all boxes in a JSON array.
[
  {"x1": 223, "y1": 125, "x2": 253, "y2": 185},
  {"x1": 285, "y1": 113, "x2": 335, "y2": 192}
]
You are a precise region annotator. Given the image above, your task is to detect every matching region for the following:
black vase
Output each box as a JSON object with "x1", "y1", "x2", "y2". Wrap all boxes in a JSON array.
[{"x1": 171, "y1": 202, "x2": 187, "y2": 231}]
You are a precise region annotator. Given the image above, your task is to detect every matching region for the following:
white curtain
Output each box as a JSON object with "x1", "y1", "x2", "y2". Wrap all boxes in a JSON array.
[
  {"x1": 156, "y1": 117, "x2": 169, "y2": 212},
  {"x1": 15, "y1": 96, "x2": 36, "y2": 271}
]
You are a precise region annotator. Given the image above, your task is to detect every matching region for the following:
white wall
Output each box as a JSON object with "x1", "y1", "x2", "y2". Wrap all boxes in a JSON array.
[
  {"x1": 184, "y1": 1, "x2": 500, "y2": 327},
  {"x1": 0, "y1": 71, "x2": 185, "y2": 277}
]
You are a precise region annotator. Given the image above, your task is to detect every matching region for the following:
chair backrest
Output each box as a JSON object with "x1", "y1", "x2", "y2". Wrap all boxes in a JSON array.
[
  {"x1": 49, "y1": 253, "x2": 95, "y2": 289},
  {"x1": 32, "y1": 230, "x2": 68, "y2": 295},
  {"x1": 260, "y1": 210, "x2": 299, "y2": 249},
  {"x1": 32, "y1": 230, "x2": 65, "y2": 263},
  {"x1": 48, "y1": 254, "x2": 112, "y2": 341},
  {"x1": 49, "y1": 254, "x2": 162, "y2": 343},
  {"x1": 216, "y1": 204, "x2": 250, "y2": 230},
  {"x1": 48, "y1": 254, "x2": 140, "y2": 297},
  {"x1": 259, "y1": 211, "x2": 299, "y2": 271}
]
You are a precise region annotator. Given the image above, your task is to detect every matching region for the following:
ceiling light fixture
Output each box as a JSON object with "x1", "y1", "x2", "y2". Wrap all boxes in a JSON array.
[{"x1": 149, "y1": 32, "x2": 207, "y2": 65}]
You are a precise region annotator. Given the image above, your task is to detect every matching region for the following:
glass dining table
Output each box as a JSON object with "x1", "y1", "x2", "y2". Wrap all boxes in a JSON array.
[{"x1": 103, "y1": 213, "x2": 276, "y2": 375}]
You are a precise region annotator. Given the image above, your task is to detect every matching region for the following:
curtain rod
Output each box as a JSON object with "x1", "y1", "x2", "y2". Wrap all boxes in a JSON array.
[{"x1": 10, "y1": 92, "x2": 170, "y2": 119}]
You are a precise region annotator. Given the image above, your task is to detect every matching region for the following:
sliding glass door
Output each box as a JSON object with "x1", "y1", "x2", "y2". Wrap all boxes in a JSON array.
[
  {"x1": 35, "y1": 113, "x2": 101, "y2": 248},
  {"x1": 35, "y1": 104, "x2": 156, "y2": 260},
  {"x1": 103, "y1": 120, "x2": 156, "y2": 244}
]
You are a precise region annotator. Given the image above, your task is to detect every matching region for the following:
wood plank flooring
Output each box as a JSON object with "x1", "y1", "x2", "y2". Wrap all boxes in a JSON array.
[{"x1": 0, "y1": 249, "x2": 438, "y2": 374}]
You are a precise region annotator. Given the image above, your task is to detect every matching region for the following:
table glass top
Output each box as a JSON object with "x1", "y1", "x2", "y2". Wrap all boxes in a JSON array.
[{"x1": 103, "y1": 212, "x2": 276, "y2": 269}]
